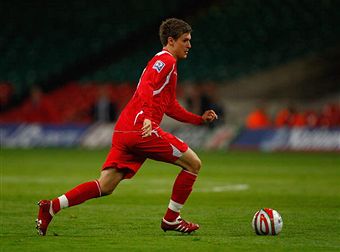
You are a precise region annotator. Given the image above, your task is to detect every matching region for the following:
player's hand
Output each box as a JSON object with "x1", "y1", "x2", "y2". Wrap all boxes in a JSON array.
[
  {"x1": 202, "y1": 110, "x2": 218, "y2": 123},
  {"x1": 142, "y1": 119, "x2": 152, "y2": 138}
]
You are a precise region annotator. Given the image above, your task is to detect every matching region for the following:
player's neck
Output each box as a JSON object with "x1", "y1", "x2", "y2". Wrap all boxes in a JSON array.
[{"x1": 163, "y1": 47, "x2": 177, "y2": 60}]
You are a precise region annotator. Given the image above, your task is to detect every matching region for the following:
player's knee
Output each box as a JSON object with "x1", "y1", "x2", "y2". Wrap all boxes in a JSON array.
[
  {"x1": 98, "y1": 181, "x2": 114, "y2": 195},
  {"x1": 188, "y1": 157, "x2": 202, "y2": 174},
  {"x1": 98, "y1": 168, "x2": 124, "y2": 196}
]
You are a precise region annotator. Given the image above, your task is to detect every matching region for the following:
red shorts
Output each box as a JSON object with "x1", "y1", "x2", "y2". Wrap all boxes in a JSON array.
[{"x1": 102, "y1": 127, "x2": 188, "y2": 179}]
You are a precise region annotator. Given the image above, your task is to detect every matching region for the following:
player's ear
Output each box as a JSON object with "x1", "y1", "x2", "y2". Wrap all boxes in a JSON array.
[{"x1": 167, "y1": 37, "x2": 175, "y2": 46}]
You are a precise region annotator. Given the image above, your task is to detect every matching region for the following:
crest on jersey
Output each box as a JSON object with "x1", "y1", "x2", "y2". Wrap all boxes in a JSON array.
[{"x1": 152, "y1": 60, "x2": 165, "y2": 73}]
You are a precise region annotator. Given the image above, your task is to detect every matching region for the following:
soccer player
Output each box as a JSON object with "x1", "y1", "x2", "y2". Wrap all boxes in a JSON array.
[{"x1": 36, "y1": 18, "x2": 218, "y2": 236}]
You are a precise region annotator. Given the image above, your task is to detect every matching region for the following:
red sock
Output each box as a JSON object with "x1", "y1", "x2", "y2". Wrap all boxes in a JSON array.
[
  {"x1": 164, "y1": 170, "x2": 197, "y2": 222},
  {"x1": 52, "y1": 180, "x2": 101, "y2": 214}
]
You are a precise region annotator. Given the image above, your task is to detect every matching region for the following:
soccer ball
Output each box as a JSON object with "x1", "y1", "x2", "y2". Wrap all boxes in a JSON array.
[{"x1": 252, "y1": 208, "x2": 283, "y2": 235}]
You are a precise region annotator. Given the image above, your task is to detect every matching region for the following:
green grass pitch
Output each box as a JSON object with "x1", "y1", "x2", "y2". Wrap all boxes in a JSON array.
[{"x1": 1, "y1": 148, "x2": 340, "y2": 251}]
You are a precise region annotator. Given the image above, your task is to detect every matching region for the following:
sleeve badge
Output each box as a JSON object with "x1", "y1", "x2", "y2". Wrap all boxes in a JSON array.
[{"x1": 152, "y1": 60, "x2": 165, "y2": 73}]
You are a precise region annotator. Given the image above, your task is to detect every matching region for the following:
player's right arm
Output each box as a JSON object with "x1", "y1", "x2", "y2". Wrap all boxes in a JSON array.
[
  {"x1": 137, "y1": 55, "x2": 175, "y2": 136},
  {"x1": 141, "y1": 118, "x2": 152, "y2": 137}
]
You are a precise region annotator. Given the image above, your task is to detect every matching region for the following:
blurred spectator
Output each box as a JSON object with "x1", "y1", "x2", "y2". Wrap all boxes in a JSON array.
[
  {"x1": 319, "y1": 103, "x2": 340, "y2": 128},
  {"x1": 334, "y1": 103, "x2": 340, "y2": 126},
  {"x1": 290, "y1": 111, "x2": 307, "y2": 128},
  {"x1": 185, "y1": 82, "x2": 225, "y2": 128},
  {"x1": 246, "y1": 105, "x2": 271, "y2": 129},
  {"x1": 274, "y1": 102, "x2": 340, "y2": 128},
  {"x1": 275, "y1": 106, "x2": 294, "y2": 127},
  {"x1": 0, "y1": 82, "x2": 13, "y2": 112},
  {"x1": 200, "y1": 82, "x2": 225, "y2": 127},
  {"x1": 90, "y1": 85, "x2": 118, "y2": 123},
  {"x1": 22, "y1": 86, "x2": 60, "y2": 123},
  {"x1": 304, "y1": 110, "x2": 319, "y2": 128},
  {"x1": 274, "y1": 106, "x2": 307, "y2": 128},
  {"x1": 184, "y1": 82, "x2": 201, "y2": 115}
]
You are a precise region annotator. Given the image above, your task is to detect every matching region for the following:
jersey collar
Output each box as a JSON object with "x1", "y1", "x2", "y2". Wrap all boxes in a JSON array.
[{"x1": 161, "y1": 48, "x2": 176, "y2": 60}]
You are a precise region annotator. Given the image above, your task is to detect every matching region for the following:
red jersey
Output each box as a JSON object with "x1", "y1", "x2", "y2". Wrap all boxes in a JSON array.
[{"x1": 115, "y1": 49, "x2": 203, "y2": 131}]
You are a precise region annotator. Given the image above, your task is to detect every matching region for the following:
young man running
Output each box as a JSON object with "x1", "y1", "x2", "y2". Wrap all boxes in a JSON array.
[{"x1": 36, "y1": 18, "x2": 218, "y2": 236}]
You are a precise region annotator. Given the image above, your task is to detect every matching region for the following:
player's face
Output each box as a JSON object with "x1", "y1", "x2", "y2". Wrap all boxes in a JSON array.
[{"x1": 173, "y1": 33, "x2": 191, "y2": 59}]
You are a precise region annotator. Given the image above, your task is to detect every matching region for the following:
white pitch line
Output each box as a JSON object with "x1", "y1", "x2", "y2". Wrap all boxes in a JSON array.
[
  {"x1": 2, "y1": 176, "x2": 249, "y2": 193},
  {"x1": 1, "y1": 176, "x2": 76, "y2": 184},
  {"x1": 145, "y1": 184, "x2": 249, "y2": 194},
  {"x1": 195, "y1": 184, "x2": 249, "y2": 192}
]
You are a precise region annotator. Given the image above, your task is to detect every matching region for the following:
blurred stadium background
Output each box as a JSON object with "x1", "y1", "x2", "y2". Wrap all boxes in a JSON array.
[{"x1": 1, "y1": 0, "x2": 340, "y2": 151}]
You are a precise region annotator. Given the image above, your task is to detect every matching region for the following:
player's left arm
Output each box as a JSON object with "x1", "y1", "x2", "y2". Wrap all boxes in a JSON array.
[{"x1": 166, "y1": 99, "x2": 218, "y2": 125}]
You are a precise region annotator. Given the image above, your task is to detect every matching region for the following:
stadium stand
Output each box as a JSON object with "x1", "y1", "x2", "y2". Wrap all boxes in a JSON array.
[
  {"x1": 0, "y1": 0, "x2": 211, "y2": 101},
  {"x1": 84, "y1": 0, "x2": 340, "y2": 82},
  {"x1": 0, "y1": 0, "x2": 339, "y2": 124},
  {"x1": 0, "y1": 82, "x2": 134, "y2": 123}
]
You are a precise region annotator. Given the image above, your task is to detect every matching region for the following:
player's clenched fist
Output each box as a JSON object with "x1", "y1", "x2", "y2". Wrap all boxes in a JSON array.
[{"x1": 202, "y1": 110, "x2": 218, "y2": 123}]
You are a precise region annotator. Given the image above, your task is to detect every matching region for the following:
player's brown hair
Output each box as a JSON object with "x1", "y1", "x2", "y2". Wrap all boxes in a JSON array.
[{"x1": 159, "y1": 18, "x2": 192, "y2": 46}]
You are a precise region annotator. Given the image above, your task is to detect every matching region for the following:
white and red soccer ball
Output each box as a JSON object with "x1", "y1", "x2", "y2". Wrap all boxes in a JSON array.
[{"x1": 252, "y1": 208, "x2": 283, "y2": 235}]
